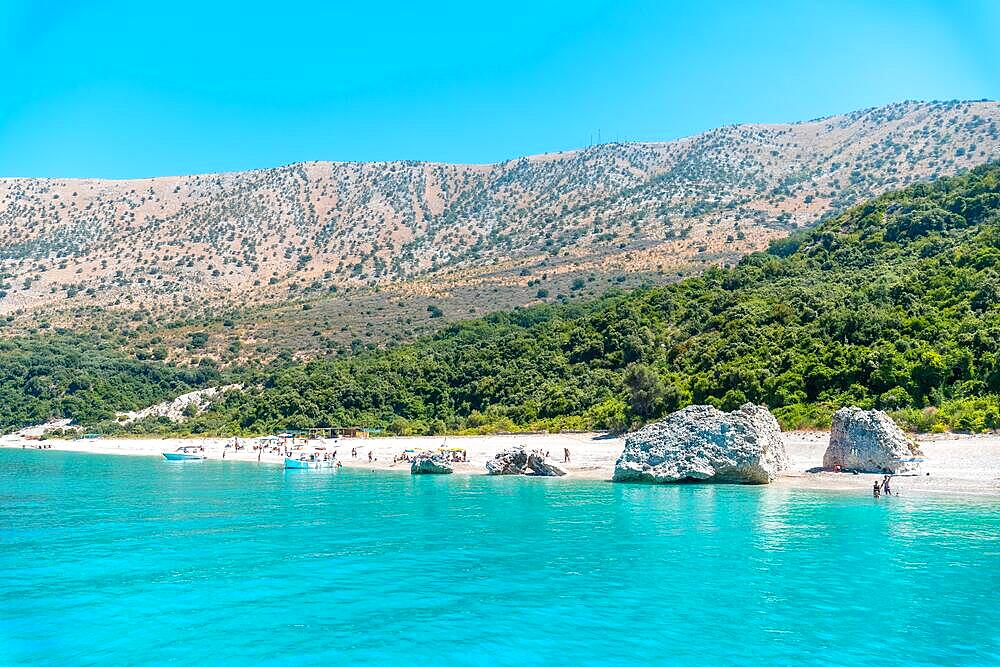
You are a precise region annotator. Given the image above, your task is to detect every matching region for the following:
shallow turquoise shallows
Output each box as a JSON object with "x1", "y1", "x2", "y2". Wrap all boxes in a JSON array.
[{"x1": 2, "y1": 450, "x2": 1000, "y2": 666}]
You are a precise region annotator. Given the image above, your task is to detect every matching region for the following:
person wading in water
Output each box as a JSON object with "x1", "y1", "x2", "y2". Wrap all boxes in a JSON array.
[
  {"x1": 873, "y1": 481, "x2": 881, "y2": 499},
  {"x1": 882, "y1": 475, "x2": 892, "y2": 496}
]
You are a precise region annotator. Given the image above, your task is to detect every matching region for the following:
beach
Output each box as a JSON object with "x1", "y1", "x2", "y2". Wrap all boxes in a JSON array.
[{"x1": 4, "y1": 430, "x2": 999, "y2": 497}]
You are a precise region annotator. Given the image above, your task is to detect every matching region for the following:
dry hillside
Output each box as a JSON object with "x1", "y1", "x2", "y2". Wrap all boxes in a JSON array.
[{"x1": 2, "y1": 99, "x2": 998, "y2": 359}]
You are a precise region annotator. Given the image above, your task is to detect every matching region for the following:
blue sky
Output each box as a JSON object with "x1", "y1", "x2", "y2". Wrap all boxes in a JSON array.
[{"x1": 1, "y1": 0, "x2": 998, "y2": 178}]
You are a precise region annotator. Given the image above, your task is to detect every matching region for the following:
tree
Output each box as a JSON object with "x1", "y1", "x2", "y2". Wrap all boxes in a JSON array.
[
  {"x1": 912, "y1": 349, "x2": 947, "y2": 398},
  {"x1": 623, "y1": 363, "x2": 666, "y2": 420}
]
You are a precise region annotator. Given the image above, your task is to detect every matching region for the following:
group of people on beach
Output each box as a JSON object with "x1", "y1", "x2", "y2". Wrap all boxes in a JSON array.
[{"x1": 873, "y1": 474, "x2": 894, "y2": 498}]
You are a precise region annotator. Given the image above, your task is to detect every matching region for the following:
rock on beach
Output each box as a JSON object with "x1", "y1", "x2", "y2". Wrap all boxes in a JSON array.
[
  {"x1": 485, "y1": 447, "x2": 566, "y2": 476},
  {"x1": 613, "y1": 403, "x2": 788, "y2": 484},
  {"x1": 823, "y1": 407, "x2": 923, "y2": 473},
  {"x1": 486, "y1": 447, "x2": 529, "y2": 475},
  {"x1": 410, "y1": 453, "x2": 454, "y2": 474},
  {"x1": 526, "y1": 450, "x2": 566, "y2": 476}
]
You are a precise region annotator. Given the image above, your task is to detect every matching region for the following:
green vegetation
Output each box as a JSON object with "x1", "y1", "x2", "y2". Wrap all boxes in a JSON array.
[
  {"x1": 1, "y1": 334, "x2": 219, "y2": 432},
  {"x1": 8, "y1": 163, "x2": 1000, "y2": 436},
  {"x1": 169, "y1": 163, "x2": 1000, "y2": 435}
]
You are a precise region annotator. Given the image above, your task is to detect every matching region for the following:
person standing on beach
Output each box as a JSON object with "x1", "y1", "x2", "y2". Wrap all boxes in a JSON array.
[
  {"x1": 882, "y1": 475, "x2": 892, "y2": 496},
  {"x1": 563, "y1": 447, "x2": 570, "y2": 463},
  {"x1": 873, "y1": 481, "x2": 881, "y2": 499},
  {"x1": 368, "y1": 450, "x2": 373, "y2": 463}
]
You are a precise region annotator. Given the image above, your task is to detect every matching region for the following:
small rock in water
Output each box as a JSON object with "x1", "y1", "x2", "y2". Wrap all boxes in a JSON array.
[
  {"x1": 613, "y1": 403, "x2": 788, "y2": 484},
  {"x1": 823, "y1": 407, "x2": 923, "y2": 473}
]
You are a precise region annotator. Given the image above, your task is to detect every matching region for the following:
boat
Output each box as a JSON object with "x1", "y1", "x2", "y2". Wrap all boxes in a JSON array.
[
  {"x1": 284, "y1": 456, "x2": 336, "y2": 470},
  {"x1": 163, "y1": 446, "x2": 206, "y2": 461}
]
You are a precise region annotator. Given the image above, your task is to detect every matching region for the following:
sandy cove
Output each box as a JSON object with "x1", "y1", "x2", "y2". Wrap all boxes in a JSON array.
[{"x1": 3, "y1": 431, "x2": 1000, "y2": 498}]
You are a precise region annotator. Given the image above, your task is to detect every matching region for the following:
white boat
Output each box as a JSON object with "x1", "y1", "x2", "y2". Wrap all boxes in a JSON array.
[
  {"x1": 163, "y1": 446, "x2": 206, "y2": 461},
  {"x1": 284, "y1": 456, "x2": 336, "y2": 470}
]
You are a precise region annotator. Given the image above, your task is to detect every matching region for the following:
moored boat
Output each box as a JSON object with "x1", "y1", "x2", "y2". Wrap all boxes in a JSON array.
[
  {"x1": 163, "y1": 446, "x2": 206, "y2": 461},
  {"x1": 284, "y1": 456, "x2": 336, "y2": 469}
]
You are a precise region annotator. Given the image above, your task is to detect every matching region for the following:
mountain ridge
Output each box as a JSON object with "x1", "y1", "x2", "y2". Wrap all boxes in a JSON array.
[
  {"x1": 2, "y1": 99, "x2": 999, "y2": 361},
  {"x1": 5, "y1": 160, "x2": 998, "y2": 435},
  {"x1": 8, "y1": 98, "x2": 993, "y2": 181}
]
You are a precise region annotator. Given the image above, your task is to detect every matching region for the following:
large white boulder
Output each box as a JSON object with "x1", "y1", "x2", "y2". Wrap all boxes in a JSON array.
[
  {"x1": 823, "y1": 407, "x2": 923, "y2": 473},
  {"x1": 613, "y1": 403, "x2": 788, "y2": 484}
]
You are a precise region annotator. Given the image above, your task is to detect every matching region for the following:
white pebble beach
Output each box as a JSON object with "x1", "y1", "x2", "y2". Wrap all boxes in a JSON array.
[{"x1": 4, "y1": 430, "x2": 999, "y2": 498}]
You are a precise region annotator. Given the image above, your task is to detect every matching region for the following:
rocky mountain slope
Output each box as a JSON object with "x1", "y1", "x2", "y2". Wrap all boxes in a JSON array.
[{"x1": 2, "y1": 100, "x2": 998, "y2": 359}]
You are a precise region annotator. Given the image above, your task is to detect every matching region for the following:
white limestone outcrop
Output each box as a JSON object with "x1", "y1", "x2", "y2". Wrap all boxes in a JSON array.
[
  {"x1": 613, "y1": 403, "x2": 788, "y2": 484},
  {"x1": 823, "y1": 407, "x2": 922, "y2": 473}
]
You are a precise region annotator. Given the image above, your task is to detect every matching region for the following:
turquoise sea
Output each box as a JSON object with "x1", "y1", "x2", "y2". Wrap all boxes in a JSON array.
[{"x1": 1, "y1": 450, "x2": 999, "y2": 666}]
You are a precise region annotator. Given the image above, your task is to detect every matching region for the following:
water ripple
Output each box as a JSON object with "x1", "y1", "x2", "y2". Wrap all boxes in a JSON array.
[{"x1": 2, "y1": 449, "x2": 999, "y2": 666}]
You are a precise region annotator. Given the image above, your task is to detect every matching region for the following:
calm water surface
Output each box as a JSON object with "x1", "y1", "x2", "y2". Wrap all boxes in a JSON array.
[{"x1": 2, "y1": 450, "x2": 999, "y2": 666}]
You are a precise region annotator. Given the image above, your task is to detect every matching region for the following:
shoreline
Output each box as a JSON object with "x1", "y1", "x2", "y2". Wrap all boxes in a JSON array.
[{"x1": 3, "y1": 431, "x2": 999, "y2": 498}]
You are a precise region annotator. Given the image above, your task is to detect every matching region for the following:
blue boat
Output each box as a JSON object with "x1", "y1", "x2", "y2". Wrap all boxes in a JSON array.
[
  {"x1": 284, "y1": 457, "x2": 335, "y2": 470},
  {"x1": 163, "y1": 446, "x2": 206, "y2": 461}
]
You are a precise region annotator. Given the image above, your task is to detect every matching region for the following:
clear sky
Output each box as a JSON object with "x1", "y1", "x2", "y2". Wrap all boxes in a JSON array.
[{"x1": 1, "y1": 0, "x2": 998, "y2": 178}]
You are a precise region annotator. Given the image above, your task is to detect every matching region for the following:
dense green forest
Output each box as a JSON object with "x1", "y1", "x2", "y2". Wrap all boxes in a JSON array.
[
  {"x1": 177, "y1": 162, "x2": 1000, "y2": 435},
  {"x1": 0, "y1": 335, "x2": 219, "y2": 432},
  {"x1": 8, "y1": 163, "x2": 1000, "y2": 435}
]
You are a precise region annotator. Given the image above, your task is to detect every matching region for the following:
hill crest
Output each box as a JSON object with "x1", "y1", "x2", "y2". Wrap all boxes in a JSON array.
[{"x1": 1, "y1": 99, "x2": 998, "y2": 360}]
